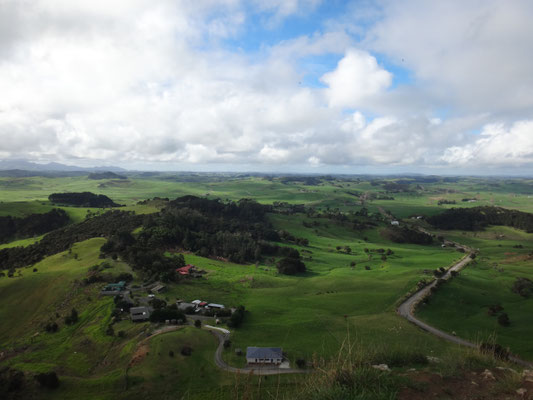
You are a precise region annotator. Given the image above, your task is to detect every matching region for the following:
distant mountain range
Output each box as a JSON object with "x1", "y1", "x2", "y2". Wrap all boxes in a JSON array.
[{"x1": 0, "y1": 160, "x2": 126, "y2": 173}]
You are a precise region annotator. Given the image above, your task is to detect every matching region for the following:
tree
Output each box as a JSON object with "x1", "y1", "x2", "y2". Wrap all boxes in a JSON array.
[
  {"x1": 194, "y1": 319, "x2": 201, "y2": 328},
  {"x1": 228, "y1": 306, "x2": 246, "y2": 328},
  {"x1": 276, "y1": 257, "x2": 306, "y2": 275},
  {"x1": 34, "y1": 371, "x2": 60, "y2": 389}
]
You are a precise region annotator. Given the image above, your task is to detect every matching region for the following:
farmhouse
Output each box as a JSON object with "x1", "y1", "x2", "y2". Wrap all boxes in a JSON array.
[
  {"x1": 130, "y1": 306, "x2": 151, "y2": 322},
  {"x1": 246, "y1": 347, "x2": 283, "y2": 365}
]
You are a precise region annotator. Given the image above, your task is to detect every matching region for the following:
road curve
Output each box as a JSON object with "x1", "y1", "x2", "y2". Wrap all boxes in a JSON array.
[{"x1": 397, "y1": 253, "x2": 533, "y2": 368}]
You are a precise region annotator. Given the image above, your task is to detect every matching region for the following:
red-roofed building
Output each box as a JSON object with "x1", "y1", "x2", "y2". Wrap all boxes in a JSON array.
[{"x1": 176, "y1": 264, "x2": 195, "y2": 275}]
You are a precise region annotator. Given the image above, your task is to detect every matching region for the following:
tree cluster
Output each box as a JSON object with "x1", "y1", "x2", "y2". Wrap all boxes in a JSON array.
[
  {"x1": 0, "y1": 209, "x2": 70, "y2": 244},
  {"x1": 381, "y1": 226, "x2": 433, "y2": 245},
  {"x1": 428, "y1": 206, "x2": 533, "y2": 232},
  {"x1": 48, "y1": 192, "x2": 121, "y2": 208},
  {"x1": 0, "y1": 211, "x2": 142, "y2": 271}
]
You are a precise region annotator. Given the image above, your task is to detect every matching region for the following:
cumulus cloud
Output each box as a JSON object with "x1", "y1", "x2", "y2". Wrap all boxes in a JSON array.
[
  {"x1": 441, "y1": 121, "x2": 533, "y2": 166},
  {"x1": 321, "y1": 49, "x2": 392, "y2": 109}
]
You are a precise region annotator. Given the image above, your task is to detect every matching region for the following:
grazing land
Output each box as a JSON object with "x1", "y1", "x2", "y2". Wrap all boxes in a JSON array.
[{"x1": 1, "y1": 173, "x2": 533, "y2": 399}]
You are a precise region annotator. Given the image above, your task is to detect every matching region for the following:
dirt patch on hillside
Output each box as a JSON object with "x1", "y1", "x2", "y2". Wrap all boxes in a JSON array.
[
  {"x1": 399, "y1": 369, "x2": 533, "y2": 400},
  {"x1": 502, "y1": 254, "x2": 533, "y2": 264},
  {"x1": 129, "y1": 343, "x2": 149, "y2": 368}
]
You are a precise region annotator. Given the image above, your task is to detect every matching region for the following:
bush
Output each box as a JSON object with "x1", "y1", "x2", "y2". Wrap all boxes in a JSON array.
[
  {"x1": 194, "y1": 319, "x2": 201, "y2": 328},
  {"x1": 511, "y1": 277, "x2": 533, "y2": 298},
  {"x1": 181, "y1": 346, "x2": 193, "y2": 356},
  {"x1": 223, "y1": 339, "x2": 231, "y2": 349},
  {"x1": 479, "y1": 342, "x2": 509, "y2": 360},
  {"x1": 487, "y1": 304, "x2": 504, "y2": 316},
  {"x1": 44, "y1": 322, "x2": 58, "y2": 333},
  {"x1": 296, "y1": 358, "x2": 306, "y2": 368},
  {"x1": 34, "y1": 371, "x2": 59, "y2": 389},
  {"x1": 498, "y1": 312, "x2": 510, "y2": 326},
  {"x1": 64, "y1": 308, "x2": 78, "y2": 325},
  {"x1": 169, "y1": 350, "x2": 174, "y2": 357}
]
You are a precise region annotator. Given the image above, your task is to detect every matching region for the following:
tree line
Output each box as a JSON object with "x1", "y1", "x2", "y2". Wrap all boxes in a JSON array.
[
  {"x1": 428, "y1": 206, "x2": 533, "y2": 232},
  {"x1": 0, "y1": 209, "x2": 70, "y2": 244},
  {"x1": 48, "y1": 192, "x2": 122, "y2": 207}
]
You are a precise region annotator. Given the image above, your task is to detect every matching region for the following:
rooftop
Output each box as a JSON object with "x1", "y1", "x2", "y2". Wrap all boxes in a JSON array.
[{"x1": 246, "y1": 347, "x2": 283, "y2": 359}]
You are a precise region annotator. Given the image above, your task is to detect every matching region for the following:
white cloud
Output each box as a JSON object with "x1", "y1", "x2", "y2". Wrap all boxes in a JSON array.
[
  {"x1": 441, "y1": 121, "x2": 533, "y2": 166},
  {"x1": 321, "y1": 49, "x2": 392, "y2": 109},
  {"x1": 0, "y1": 0, "x2": 532, "y2": 172},
  {"x1": 367, "y1": 0, "x2": 533, "y2": 116}
]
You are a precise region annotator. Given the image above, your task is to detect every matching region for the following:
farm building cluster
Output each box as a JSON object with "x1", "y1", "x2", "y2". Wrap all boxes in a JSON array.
[
  {"x1": 177, "y1": 299, "x2": 227, "y2": 314},
  {"x1": 176, "y1": 264, "x2": 206, "y2": 278}
]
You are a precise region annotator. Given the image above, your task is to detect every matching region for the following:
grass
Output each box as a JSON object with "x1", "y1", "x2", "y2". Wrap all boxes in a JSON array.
[
  {"x1": 416, "y1": 225, "x2": 533, "y2": 360},
  {"x1": 1, "y1": 175, "x2": 533, "y2": 398}
]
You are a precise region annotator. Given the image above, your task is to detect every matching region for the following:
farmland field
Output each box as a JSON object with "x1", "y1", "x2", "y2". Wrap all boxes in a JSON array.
[{"x1": 1, "y1": 173, "x2": 533, "y2": 399}]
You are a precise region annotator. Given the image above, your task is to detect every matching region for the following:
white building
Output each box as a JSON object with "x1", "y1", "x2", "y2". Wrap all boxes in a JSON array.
[{"x1": 246, "y1": 347, "x2": 283, "y2": 365}]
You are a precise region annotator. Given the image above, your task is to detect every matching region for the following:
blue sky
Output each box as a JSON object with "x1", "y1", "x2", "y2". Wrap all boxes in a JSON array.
[{"x1": 1, "y1": 0, "x2": 533, "y2": 174}]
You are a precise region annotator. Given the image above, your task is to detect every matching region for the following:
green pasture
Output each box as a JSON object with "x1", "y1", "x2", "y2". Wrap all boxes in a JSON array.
[
  {"x1": 1, "y1": 174, "x2": 533, "y2": 398},
  {"x1": 417, "y1": 226, "x2": 533, "y2": 360}
]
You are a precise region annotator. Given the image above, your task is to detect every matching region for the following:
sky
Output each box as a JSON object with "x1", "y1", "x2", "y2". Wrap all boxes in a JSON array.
[{"x1": 1, "y1": 0, "x2": 533, "y2": 174}]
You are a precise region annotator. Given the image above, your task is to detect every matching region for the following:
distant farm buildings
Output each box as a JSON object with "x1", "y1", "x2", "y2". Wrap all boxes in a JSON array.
[
  {"x1": 176, "y1": 299, "x2": 225, "y2": 314},
  {"x1": 176, "y1": 264, "x2": 206, "y2": 278},
  {"x1": 151, "y1": 283, "x2": 166, "y2": 294},
  {"x1": 101, "y1": 281, "x2": 126, "y2": 295},
  {"x1": 246, "y1": 347, "x2": 283, "y2": 365}
]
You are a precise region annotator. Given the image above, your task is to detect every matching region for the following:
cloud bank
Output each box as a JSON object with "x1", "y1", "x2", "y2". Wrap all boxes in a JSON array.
[{"x1": 0, "y1": 0, "x2": 532, "y2": 172}]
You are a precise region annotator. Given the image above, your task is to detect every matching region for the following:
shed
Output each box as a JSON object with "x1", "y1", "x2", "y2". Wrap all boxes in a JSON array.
[
  {"x1": 246, "y1": 347, "x2": 283, "y2": 365},
  {"x1": 390, "y1": 220, "x2": 400, "y2": 226},
  {"x1": 151, "y1": 284, "x2": 166, "y2": 294},
  {"x1": 130, "y1": 306, "x2": 151, "y2": 322}
]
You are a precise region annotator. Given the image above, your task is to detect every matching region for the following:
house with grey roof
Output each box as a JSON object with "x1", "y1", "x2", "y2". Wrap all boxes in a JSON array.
[
  {"x1": 246, "y1": 347, "x2": 283, "y2": 365},
  {"x1": 130, "y1": 306, "x2": 151, "y2": 322}
]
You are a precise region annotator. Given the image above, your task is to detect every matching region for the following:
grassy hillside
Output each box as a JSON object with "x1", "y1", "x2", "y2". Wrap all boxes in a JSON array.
[
  {"x1": 417, "y1": 226, "x2": 533, "y2": 360},
  {"x1": 0, "y1": 174, "x2": 532, "y2": 398}
]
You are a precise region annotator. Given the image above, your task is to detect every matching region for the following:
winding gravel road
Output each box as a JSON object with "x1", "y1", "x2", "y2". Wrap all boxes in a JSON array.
[{"x1": 397, "y1": 253, "x2": 533, "y2": 368}]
